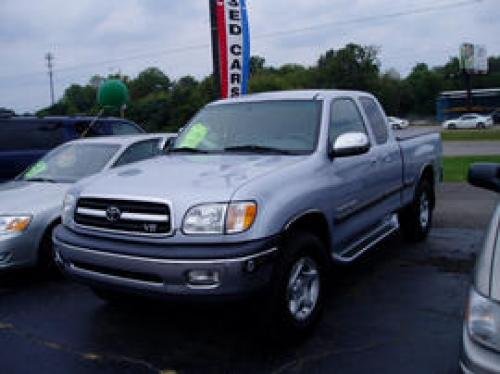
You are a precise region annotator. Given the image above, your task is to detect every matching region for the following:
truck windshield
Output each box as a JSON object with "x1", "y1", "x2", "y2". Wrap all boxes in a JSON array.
[
  {"x1": 172, "y1": 100, "x2": 322, "y2": 154},
  {"x1": 20, "y1": 143, "x2": 120, "y2": 183}
]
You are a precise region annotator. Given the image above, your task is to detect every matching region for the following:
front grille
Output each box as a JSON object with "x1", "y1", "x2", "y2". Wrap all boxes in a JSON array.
[{"x1": 75, "y1": 197, "x2": 171, "y2": 236}]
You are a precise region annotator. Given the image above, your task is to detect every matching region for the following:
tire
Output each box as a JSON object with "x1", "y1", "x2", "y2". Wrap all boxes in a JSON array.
[
  {"x1": 448, "y1": 123, "x2": 456, "y2": 130},
  {"x1": 267, "y1": 231, "x2": 328, "y2": 339},
  {"x1": 398, "y1": 179, "x2": 433, "y2": 242},
  {"x1": 476, "y1": 123, "x2": 485, "y2": 129}
]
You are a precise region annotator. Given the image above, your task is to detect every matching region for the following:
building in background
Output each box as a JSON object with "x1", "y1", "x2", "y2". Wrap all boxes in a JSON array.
[{"x1": 436, "y1": 88, "x2": 500, "y2": 122}]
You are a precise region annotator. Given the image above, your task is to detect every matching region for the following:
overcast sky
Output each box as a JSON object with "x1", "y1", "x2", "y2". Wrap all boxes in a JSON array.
[{"x1": 1, "y1": 0, "x2": 499, "y2": 113}]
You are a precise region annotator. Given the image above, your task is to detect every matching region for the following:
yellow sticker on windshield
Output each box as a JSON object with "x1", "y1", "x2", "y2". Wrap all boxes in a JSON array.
[
  {"x1": 25, "y1": 161, "x2": 48, "y2": 178},
  {"x1": 179, "y1": 123, "x2": 208, "y2": 148}
]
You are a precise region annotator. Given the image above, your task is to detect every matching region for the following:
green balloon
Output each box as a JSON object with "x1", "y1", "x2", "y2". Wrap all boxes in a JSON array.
[{"x1": 97, "y1": 79, "x2": 129, "y2": 108}]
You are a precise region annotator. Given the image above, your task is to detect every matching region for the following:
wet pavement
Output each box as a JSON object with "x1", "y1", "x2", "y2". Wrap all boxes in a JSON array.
[{"x1": 0, "y1": 184, "x2": 497, "y2": 374}]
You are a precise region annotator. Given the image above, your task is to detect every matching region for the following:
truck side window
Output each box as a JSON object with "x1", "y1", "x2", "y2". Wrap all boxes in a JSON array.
[
  {"x1": 329, "y1": 99, "x2": 367, "y2": 145},
  {"x1": 359, "y1": 97, "x2": 388, "y2": 144},
  {"x1": 74, "y1": 121, "x2": 106, "y2": 137},
  {"x1": 0, "y1": 120, "x2": 65, "y2": 150},
  {"x1": 113, "y1": 139, "x2": 161, "y2": 167}
]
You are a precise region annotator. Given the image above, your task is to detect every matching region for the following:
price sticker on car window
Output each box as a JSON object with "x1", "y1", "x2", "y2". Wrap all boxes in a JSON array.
[
  {"x1": 25, "y1": 161, "x2": 48, "y2": 178},
  {"x1": 179, "y1": 123, "x2": 208, "y2": 148}
]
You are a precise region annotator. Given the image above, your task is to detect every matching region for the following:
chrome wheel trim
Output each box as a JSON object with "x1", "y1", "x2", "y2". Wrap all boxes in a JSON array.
[
  {"x1": 419, "y1": 192, "x2": 430, "y2": 229},
  {"x1": 287, "y1": 257, "x2": 320, "y2": 321}
]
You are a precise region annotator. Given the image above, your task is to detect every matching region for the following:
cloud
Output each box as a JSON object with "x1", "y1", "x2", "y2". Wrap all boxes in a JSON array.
[{"x1": 0, "y1": 0, "x2": 499, "y2": 113}]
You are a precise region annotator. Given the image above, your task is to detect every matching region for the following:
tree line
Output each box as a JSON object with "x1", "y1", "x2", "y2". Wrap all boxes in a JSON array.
[{"x1": 36, "y1": 43, "x2": 500, "y2": 132}]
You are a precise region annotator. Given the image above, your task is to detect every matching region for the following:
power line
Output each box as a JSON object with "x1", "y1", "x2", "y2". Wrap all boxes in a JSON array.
[
  {"x1": 1, "y1": 0, "x2": 484, "y2": 81},
  {"x1": 253, "y1": 0, "x2": 481, "y2": 40}
]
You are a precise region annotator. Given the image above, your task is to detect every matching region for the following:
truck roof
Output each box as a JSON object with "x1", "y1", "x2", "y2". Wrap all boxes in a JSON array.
[{"x1": 210, "y1": 89, "x2": 375, "y2": 105}]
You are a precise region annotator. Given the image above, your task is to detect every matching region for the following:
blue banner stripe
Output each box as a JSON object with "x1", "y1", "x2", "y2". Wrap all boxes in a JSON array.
[{"x1": 241, "y1": 0, "x2": 250, "y2": 95}]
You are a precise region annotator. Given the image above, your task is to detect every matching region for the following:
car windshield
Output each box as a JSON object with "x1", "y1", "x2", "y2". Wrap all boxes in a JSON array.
[
  {"x1": 20, "y1": 143, "x2": 120, "y2": 183},
  {"x1": 171, "y1": 100, "x2": 322, "y2": 154}
]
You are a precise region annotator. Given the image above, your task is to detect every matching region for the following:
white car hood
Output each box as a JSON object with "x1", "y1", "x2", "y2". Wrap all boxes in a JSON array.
[{"x1": 0, "y1": 181, "x2": 70, "y2": 214}]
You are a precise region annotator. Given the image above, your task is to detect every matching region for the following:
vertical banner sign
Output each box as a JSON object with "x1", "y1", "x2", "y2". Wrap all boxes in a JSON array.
[{"x1": 210, "y1": 0, "x2": 250, "y2": 99}]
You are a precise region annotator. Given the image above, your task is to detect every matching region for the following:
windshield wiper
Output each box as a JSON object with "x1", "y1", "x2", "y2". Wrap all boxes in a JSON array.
[
  {"x1": 25, "y1": 177, "x2": 57, "y2": 183},
  {"x1": 224, "y1": 145, "x2": 294, "y2": 155},
  {"x1": 168, "y1": 147, "x2": 213, "y2": 154}
]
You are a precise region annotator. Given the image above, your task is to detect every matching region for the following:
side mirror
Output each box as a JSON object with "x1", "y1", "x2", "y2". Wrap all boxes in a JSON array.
[
  {"x1": 468, "y1": 163, "x2": 500, "y2": 193},
  {"x1": 331, "y1": 132, "x2": 370, "y2": 157}
]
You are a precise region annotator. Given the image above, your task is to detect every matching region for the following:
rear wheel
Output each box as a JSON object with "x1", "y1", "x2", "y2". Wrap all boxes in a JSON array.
[
  {"x1": 398, "y1": 179, "x2": 433, "y2": 242},
  {"x1": 476, "y1": 122, "x2": 485, "y2": 129},
  {"x1": 267, "y1": 231, "x2": 328, "y2": 339},
  {"x1": 448, "y1": 123, "x2": 456, "y2": 129}
]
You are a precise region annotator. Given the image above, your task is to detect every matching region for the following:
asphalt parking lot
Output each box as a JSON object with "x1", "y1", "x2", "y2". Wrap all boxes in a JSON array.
[{"x1": 0, "y1": 183, "x2": 498, "y2": 374}]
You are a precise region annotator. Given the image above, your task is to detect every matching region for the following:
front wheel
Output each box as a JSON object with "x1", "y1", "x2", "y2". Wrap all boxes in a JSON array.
[
  {"x1": 476, "y1": 123, "x2": 485, "y2": 129},
  {"x1": 268, "y1": 231, "x2": 328, "y2": 339},
  {"x1": 398, "y1": 180, "x2": 433, "y2": 242},
  {"x1": 448, "y1": 123, "x2": 456, "y2": 130}
]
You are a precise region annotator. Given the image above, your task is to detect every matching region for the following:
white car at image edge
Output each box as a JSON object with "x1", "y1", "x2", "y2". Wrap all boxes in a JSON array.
[{"x1": 442, "y1": 114, "x2": 494, "y2": 130}]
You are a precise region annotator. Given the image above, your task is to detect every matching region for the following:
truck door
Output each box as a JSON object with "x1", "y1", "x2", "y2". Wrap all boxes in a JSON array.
[
  {"x1": 359, "y1": 97, "x2": 403, "y2": 220},
  {"x1": 327, "y1": 98, "x2": 379, "y2": 249}
]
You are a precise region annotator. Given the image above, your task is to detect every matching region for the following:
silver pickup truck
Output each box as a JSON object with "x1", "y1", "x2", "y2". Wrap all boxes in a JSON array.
[{"x1": 54, "y1": 90, "x2": 442, "y2": 335}]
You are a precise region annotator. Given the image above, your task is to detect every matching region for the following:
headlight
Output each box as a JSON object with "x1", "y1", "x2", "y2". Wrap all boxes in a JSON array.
[
  {"x1": 62, "y1": 193, "x2": 77, "y2": 226},
  {"x1": 183, "y1": 201, "x2": 257, "y2": 235},
  {"x1": 0, "y1": 215, "x2": 32, "y2": 235},
  {"x1": 467, "y1": 287, "x2": 500, "y2": 351}
]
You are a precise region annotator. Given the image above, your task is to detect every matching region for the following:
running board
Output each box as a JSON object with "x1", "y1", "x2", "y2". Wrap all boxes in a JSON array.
[{"x1": 333, "y1": 214, "x2": 399, "y2": 263}]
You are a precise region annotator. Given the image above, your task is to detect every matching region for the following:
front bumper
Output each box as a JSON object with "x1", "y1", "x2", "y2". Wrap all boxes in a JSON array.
[
  {"x1": 53, "y1": 225, "x2": 279, "y2": 298},
  {"x1": 0, "y1": 233, "x2": 38, "y2": 270},
  {"x1": 460, "y1": 324, "x2": 500, "y2": 373}
]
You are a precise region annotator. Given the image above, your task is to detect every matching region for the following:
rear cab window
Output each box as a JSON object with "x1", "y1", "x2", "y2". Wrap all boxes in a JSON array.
[{"x1": 359, "y1": 97, "x2": 389, "y2": 145}]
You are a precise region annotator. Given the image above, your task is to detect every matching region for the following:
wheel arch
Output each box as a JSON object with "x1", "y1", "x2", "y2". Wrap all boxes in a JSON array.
[
  {"x1": 282, "y1": 210, "x2": 332, "y2": 260},
  {"x1": 37, "y1": 217, "x2": 61, "y2": 259},
  {"x1": 417, "y1": 164, "x2": 436, "y2": 208}
]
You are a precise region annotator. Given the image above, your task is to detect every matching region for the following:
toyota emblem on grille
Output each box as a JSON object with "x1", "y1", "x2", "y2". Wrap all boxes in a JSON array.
[{"x1": 105, "y1": 206, "x2": 122, "y2": 223}]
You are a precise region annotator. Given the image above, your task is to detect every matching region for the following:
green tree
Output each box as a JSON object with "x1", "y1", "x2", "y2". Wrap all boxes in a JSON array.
[
  {"x1": 314, "y1": 43, "x2": 380, "y2": 91},
  {"x1": 406, "y1": 63, "x2": 444, "y2": 115},
  {"x1": 129, "y1": 67, "x2": 171, "y2": 100}
]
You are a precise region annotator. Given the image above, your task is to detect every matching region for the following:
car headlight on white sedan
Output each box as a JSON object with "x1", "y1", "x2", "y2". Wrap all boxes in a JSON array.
[
  {"x1": 182, "y1": 201, "x2": 257, "y2": 235},
  {"x1": 62, "y1": 193, "x2": 77, "y2": 226},
  {"x1": 467, "y1": 287, "x2": 500, "y2": 352},
  {"x1": 0, "y1": 215, "x2": 32, "y2": 235}
]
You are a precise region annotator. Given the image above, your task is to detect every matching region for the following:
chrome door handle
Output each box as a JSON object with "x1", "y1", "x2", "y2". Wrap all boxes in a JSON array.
[{"x1": 370, "y1": 158, "x2": 377, "y2": 165}]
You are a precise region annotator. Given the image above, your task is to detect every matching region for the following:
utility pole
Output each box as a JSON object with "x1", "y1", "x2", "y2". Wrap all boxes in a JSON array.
[{"x1": 45, "y1": 52, "x2": 55, "y2": 106}]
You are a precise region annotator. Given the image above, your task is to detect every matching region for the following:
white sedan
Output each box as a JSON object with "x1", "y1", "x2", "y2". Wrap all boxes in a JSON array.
[
  {"x1": 388, "y1": 116, "x2": 409, "y2": 129},
  {"x1": 442, "y1": 114, "x2": 493, "y2": 130}
]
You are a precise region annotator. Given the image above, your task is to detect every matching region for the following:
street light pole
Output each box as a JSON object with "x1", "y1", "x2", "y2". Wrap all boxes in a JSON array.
[{"x1": 45, "y1": 52, "x2": 55, "y2": 106}]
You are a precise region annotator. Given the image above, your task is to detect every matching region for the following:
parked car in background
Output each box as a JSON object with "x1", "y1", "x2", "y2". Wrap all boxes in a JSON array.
[
  {"x1": 0, "y1": 133, "x2": 173, "y2": 272},
  {"x1": 54, "y1": 90, "x2": 442, "y2": 335},
  {"x1": 461, "y1": 163, "x2": 500, "y2": 373},
  {"x1": 388, "y1": 116, "x2": 409, "y2": 130},
  {"x1": 442, "y1": 114, "x2": 493, "y2": 130},
  {"x1": 0, "y1": 114, "x2": 145, "y2": 183}
]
